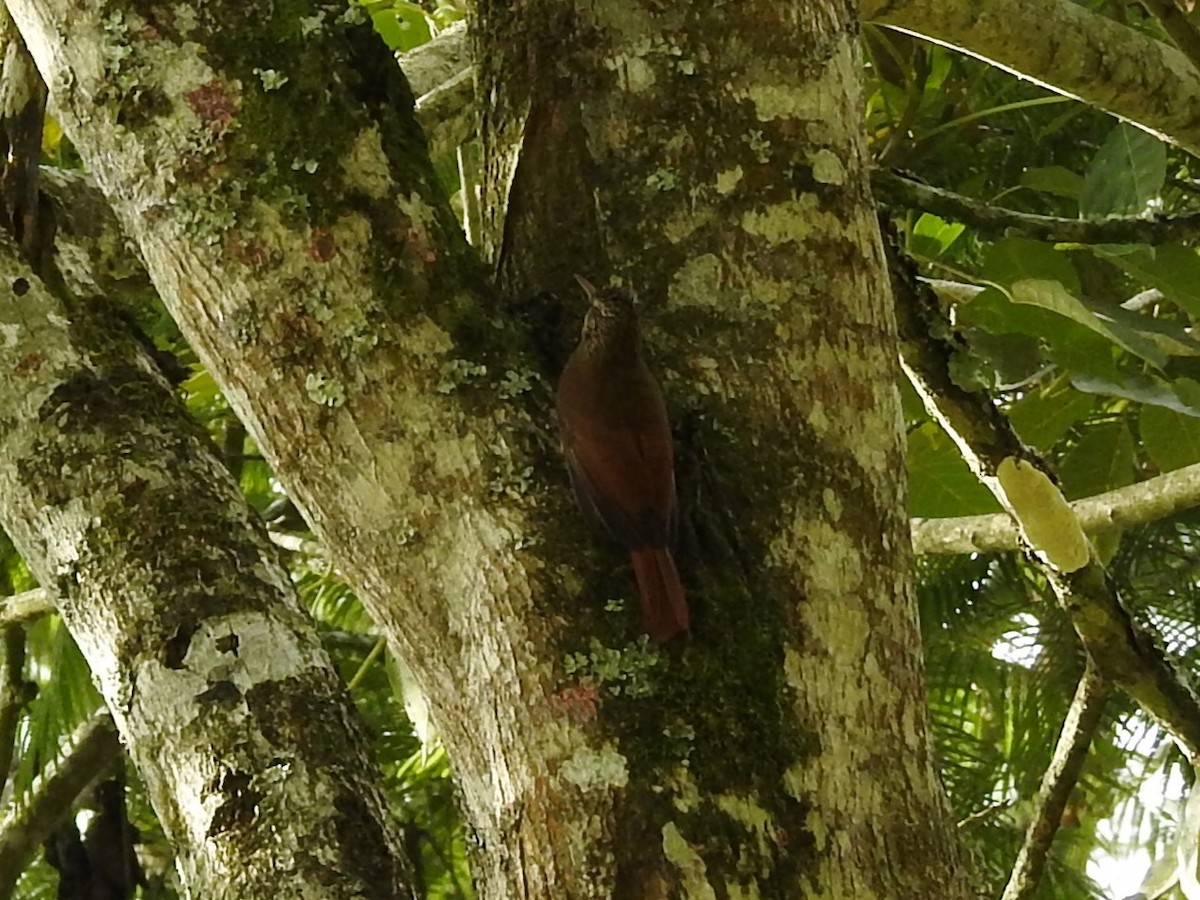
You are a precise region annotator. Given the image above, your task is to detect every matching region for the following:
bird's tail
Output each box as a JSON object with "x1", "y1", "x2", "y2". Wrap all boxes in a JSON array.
[{"x1": 629, "y1": 548, "x2": 690, "y2": 643}]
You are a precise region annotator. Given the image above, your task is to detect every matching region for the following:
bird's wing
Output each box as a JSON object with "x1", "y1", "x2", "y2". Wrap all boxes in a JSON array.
[{"x1": 562, "y1": 423, "x2": 674, "y2": 550}]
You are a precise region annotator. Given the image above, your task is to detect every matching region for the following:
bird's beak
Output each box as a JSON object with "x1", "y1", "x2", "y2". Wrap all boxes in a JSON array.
[{"x1": 574, "y1": 274, "x2": 598, "y2": 300}]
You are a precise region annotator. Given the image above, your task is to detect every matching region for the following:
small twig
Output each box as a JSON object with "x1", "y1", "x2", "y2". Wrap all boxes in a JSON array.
[
  {"x1": 1001, "y1": 661, "x2": 1110, "y2": 900},
  {"x1": 0, "y1": 589, "x2": 51, "y2": 628},
  {"x1": 346, "y1": 635, "x2": 387, "y2": 693},
  {"x1": 0, "y1": 713, "x2": 122, "y2": 899},
  {"x1": 956, "y1": 800, "x2": 1015, "y2": 830}
]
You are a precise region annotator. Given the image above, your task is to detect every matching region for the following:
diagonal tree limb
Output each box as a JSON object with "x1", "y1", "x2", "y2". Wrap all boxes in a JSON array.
[
  {"x1": 885, "y1": 218, "x2": 1200, "y2": 757},
  {"x1": 1000, "y1": 660, "x2": 1111, "y2": 900},
  {"x1": 863, "y1": 0, "x2": 1200, "y2": 157},
  {"x1": 0, "y1": 589, "x2": 49, "y2": 628},
  {"x1": 0, "y1": 232, "x2": 416, "y2": 894},
  {"x1": 1139, "y1": 0, "x2": 1200, "y2": 75},
  {"x1": 0, "y1": 712, "x2": 121, "y2": 900}
]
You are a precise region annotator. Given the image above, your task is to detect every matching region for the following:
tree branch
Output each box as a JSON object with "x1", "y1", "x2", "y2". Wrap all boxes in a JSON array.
[
  {"x1": 1000, "y1": 662, "x2": 1110, "y2": 900},
  {"x1": 0, "y1": 225, "x2": 415, "y2": 894},
  {"x1": 863, "y1": 0, "x2": 1200, "y2": 156},
  {"x1": 0, "y1": 712, "x2": 121, "y2": 899},
  {"x1": 885, "y1": 217, "x2": 1200, "y2": 757},
  {"x1": 401, "y1": 21, "x2": 473, "y2": 155},
  {"x1": 0, "y1": 589, "x2": 50, "y2": 628},
  {"x1": 0, "y1": 625, "x2": 29, "y2": 800},
  {"x1": 1140, "y1": 0, "x2": 1200, "y2": 74},
  {"x1": 914, "y1": 460, "x2": 1200, "y2": 554},
  {"x1": 875, "y1": 170, "x2": 1200, "y2": 244}
]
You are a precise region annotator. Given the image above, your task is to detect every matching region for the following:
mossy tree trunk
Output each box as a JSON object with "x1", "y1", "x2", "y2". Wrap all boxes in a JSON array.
[
  {"x1": 6, "y1": 0, "x2": 971, "y2": 896},
  {"x1": 0, "y1": 239, "x2": 414, "y2": 897}
]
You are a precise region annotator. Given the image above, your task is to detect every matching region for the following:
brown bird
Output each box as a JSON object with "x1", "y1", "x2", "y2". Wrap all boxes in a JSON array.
[{"x1": 556, "y1": 276, "x2": 690, "y2": 642}]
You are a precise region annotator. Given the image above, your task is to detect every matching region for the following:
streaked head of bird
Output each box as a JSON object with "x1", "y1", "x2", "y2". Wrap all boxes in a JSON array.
[{"x1": 574, "y1": 275, "x2": 640, "y2": 352}]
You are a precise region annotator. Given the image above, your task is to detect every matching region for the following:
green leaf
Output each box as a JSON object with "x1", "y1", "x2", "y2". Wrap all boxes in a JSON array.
[
  {"x1": 911, "y1": 213, "x2": 966, "y2": 258},
  {"x1": 431, "y1": 4, "x2": 466, "y2": 28},
  {"x1": 1008, "y1": 385, "x2": 1094, "y2": 451},
  {"x1": 371, "y1": 2, "x2": 433, "y2": 52},
  {"x1": 1174, "y1": 377, "x2": 1200, "y2": 409},
  {"x1": 1057, "y1": 420, "x2": 1135, "y2": 500},
  {"x1": 1105, "y1": 304, "x2": 1200, "y2": 359},
  {"x1": 907, "y1": 424, "x2": 1001, "y2": 517},
  {"x1": 1020, "y1": 166, "x2": 1084, "y2": 200},
  {"x1": 1090, "y1": 244, "x2": 1200, "y2": 320},
  {"x1": 1009, "y1": 278, "x2": 1165, "y2": 366},
  {"x1": 1140, "y1": 404, "x2": 1200, "y2": 472},
  {"x1": 1079, "y1": 123, "x2": 1166, "y2": 217},
  {"x1": 1071, "y1": 374, "x2": 1200, "y2": 415},
  {"x1": 969, "y1": 331, "x2": 1044, "y2": 387},
  {"x1": 961, "y1": 290, "x2": 1122, "y2": 382},
  {"x1": 983, "y1": 237, "x2": 1080, "y2": 294}
]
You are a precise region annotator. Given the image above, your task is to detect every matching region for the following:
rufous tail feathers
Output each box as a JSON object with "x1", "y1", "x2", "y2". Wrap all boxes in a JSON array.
[{"x1": 629, "y1": 548, "x2": 690, "y2": 643}]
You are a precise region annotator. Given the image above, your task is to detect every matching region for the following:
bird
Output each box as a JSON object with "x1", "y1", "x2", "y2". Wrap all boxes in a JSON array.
[{"x1": 555, "y1": 275, "x2": 690, "y2": 642}]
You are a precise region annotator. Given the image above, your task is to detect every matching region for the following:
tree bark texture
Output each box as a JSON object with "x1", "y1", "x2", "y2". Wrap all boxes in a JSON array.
[
  {"x1": 478, "y1": 1, "x2": 972, "y2": 897},
  {"x1": 863, "y1": 0, "x2": 1200, "y2": 156},
  {"x1": 6, "y1": 0, "x2": 972, "y2": 897},
  {"x1": 0, "y1": 234, "x2": 414, "y2": 897}
]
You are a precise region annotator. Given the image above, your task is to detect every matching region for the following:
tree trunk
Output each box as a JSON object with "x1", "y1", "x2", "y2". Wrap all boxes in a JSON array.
[
  {"x1": 6, "y1": 0, "x2": 972, "y2": 895},
  {"x1": 0, "y1": 234, "x2": 413, "y2": 897},
  {"x1": 474, "y1": 1, "x2": 973, "y2": 896}
]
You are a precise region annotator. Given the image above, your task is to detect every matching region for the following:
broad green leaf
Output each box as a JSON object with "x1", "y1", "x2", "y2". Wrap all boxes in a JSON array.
[
  {"x1": 1008, "y1": 385, "x2": 1094, "y2": 451},
  {"x1": 371, "y1": 2, "x2": 433, "y2": 52},
  {"x1": 1020, "y1": 166, "x2": 1084, "y2": 200},
  {"x1": 1010, "y1": 278, "x2": 1165, "y2": 366},
  {"x1": 1107, "y1": 306, "x2": 1200, "y2": 358},
  {"x1": 1175, "y1": 377, "x2": 1200, "y2": 410},
  {"x1": 908, "y1": 423, "x2": 1001, "y2": 517},
  {"x1": 1091, "y1": 244, "x2": 1200, "y2": 320},
  {"x1": 1079, "y1": 123, "x2": 1166, "y2": 217},
  {"x1": 1072, "y1": 374, "x2": 1200, "y2": 415},
  {"x1": 912, "y1": 213, "x2": 966, "y2": 258},
  {"x1": 1057, "y1": 420, "x2": 1135, "y2": 500},
  {"x1": 970, "y1": 332, "x2": 1044, "y2": 387},
  {"x1": 1140, "y1": 404, "x2": 1200, "y2": 472},
  {"x1": 983, "y1": 237, "x2": 1080, "y2": 294},
  {"x1": 962, "y1": 290, "x2": 1122, "y2": 382},
  {"x1": 431, "y1": 4, "x2": 466, "y2": 28}
]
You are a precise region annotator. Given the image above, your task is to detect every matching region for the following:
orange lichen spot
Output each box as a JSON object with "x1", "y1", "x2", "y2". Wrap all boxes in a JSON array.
[
  {"x1": 551, "y1": 682, "x2": 601, "y2": 721},
  {"x1": 13, "y1": 352, "x2": 43, "y2": 374},
  {"x1": 308, "y1": 228, "x2": 337, "y2": 262},
  {"x1": 185, "y1": 80, "x2": 236, "y2": 134},
  {"x1": 226, "y1": 233, "x2": 267, "y2": 267}
]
